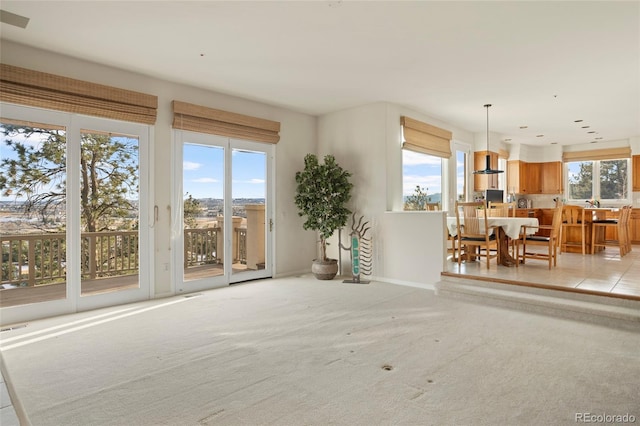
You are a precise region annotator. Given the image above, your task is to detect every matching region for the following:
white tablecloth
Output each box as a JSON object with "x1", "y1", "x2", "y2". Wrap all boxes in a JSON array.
[{"x1": 447, "y1": 217, "x2": 539, "y2": 239}]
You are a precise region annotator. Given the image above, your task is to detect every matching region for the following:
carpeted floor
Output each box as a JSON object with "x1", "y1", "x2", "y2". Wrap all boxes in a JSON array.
[{"x1": 1, "y1": 275, "x2": 639, "y2": 425}]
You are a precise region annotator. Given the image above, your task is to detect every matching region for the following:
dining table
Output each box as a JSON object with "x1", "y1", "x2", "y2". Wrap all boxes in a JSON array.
[{"x1": 447, "y1": 216, "x2": 539, "y2": 266}]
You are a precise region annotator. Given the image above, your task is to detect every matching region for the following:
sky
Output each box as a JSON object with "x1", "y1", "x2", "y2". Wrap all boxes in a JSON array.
[
  {"x1": 402, "y1": 149, "x2": 443, "y2": 197},
  {"x1": 183, "y1": 143, "x2": 266, "y2": 200},
  {"x1": 1, "y1": 127, "x2": 266, "y2": 202}
]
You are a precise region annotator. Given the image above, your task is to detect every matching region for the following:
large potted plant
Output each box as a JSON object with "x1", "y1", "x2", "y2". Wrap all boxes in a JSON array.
[{"x1": 295, "y1": 153, "x2": 353, "y2": 280}]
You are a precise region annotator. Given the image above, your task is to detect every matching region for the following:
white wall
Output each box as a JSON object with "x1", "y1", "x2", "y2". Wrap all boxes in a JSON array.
[
  {"x1": 317, "y1": 102, "x2": 470, "y2": 286},
  {"x1": 1, "y1": 40, "x2": 317, "y2": 296}
]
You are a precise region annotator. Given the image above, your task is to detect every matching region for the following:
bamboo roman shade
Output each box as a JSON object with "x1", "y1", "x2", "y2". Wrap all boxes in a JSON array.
[
  {"x1": 562, "y1": 147, "x2": 631, "y2": 162},
  {"x1": 0, "y1": 64, "x2": 158, "y2": 124},
  {"x1": 401, "y1": 116, "x2": 452, "y2": 158},
  {"x1": 172, "y1": 100, "x2": 281, "y2": 144}
]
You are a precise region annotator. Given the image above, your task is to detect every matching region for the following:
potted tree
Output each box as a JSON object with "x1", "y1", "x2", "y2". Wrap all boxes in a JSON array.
[{"x1": 295, "y1": 153, "x2": 353, "y2": 280}]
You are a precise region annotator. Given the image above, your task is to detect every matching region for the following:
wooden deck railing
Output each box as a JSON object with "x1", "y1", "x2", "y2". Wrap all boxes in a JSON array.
[
  {"x1": 183, "y1": 227, "x2": 219, "y2": 268},
  {"x1": 2, "y1": 227, "x2": 248, "y2": 287},
  {"x1": 1, "y1": 233, "x2": 67, "y2": 286},
  {"x1": 81, "y1": 231, "x2": 139, "y2": 279}
]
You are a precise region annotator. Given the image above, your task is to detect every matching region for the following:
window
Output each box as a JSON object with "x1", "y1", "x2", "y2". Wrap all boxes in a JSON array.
[
  {"x1": 455, "y1": 145, "x2": 470, "y2": 202},
  {"x1": 400, "y1": 116, "x2": 451, "y2": 211},
  {"x1": 566, "y1": 158, "x2": 629, "y2": 203},
  {"x1": 402, "y1": 149, "x2": 442, "y2": 210}
]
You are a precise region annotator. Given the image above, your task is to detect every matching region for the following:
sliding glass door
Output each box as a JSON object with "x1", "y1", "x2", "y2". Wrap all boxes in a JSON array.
[
  {"x1": 0, "y1": 104, "x2": 152, "y2": 323},
  {"x1": 174, "y1": 131, "x2": 272, "y2": 293}
]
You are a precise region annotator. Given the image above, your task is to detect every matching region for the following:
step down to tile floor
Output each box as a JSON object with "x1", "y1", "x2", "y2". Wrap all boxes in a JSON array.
[{"x1": 435, "y1": 275, "x2": 640, "y2": 331}]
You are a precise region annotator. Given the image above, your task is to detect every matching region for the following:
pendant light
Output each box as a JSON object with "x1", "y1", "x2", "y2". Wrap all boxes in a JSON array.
[{"x1": 473, "y1": 104, "x2": 503, "y2": 175}]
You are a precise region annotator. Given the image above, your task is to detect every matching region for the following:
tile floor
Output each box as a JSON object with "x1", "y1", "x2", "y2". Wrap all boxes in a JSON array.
[{"x1": 445, "y1": 244, "x2": 640, "y2": 299}]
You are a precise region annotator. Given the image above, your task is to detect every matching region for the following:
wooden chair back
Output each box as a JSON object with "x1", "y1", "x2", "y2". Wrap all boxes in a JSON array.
[
  {"x1": 487, "y1": 201, "x2": 516, "y2": 217},
  {"x1": 549, "y1": 206, "x2": 563, "y2": 240},
  {"x1": 456, "y1": 201, "x2": 485, "y2": 237},
  {"x1": 562, "y1": 205, "x2": 585, "y2": 224},
  {"x1": 454, "y1": 201, "x2": 498, "y2": 269},
  {"x1": 561, "y1": 205, "x2": 587, "y2": 254},
  {"x1": 521, "y1": 206, "x2": 562, "y2": 269}
]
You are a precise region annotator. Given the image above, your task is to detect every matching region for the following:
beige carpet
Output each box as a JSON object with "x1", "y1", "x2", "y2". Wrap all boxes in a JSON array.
[{"x1": 1, "y1": 275, "x2": 639, "y2": 425}]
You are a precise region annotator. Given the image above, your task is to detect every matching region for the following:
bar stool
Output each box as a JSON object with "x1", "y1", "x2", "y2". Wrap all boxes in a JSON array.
[
  {"x1": 591, "y1": 206, "x2": 631, "y2": 256},
  {"x1": 560, "y1": 205, "x2": 587, "y2": 254}
]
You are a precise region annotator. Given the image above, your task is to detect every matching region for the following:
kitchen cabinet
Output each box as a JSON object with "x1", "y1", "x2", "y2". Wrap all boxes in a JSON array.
[
  {"x1": 515, "y1": 208, "x2": 537, "y2": 218},
  {"x1": 507, "y1": 160, "x2": 528, "y2": 194},
  {"x1": 526, "y1": 163, "x2": 541, "y2": 194},
  {"x1": 541, "y1": 161, "x2": 563, "y2": 194},
  {"x1": 516, "y1": 208, "x2": 542, "y2": 235},
  {"x1": 537, "y1": 208, "x2": 554, "y2": 237},
  {"x1": 633, "y1": 155, "x2": 640, "y2": 192},
  {"x1": 474, "y1": 151, "x2": 499, "y2": 191},
  {"x1": 508, "y1": 161, "x2": 562, "y2": 194}
]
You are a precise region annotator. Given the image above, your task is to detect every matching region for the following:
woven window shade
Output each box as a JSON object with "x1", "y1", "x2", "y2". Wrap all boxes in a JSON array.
[
  {"x1": 562, "y1": 147, "x2": 631, "y2": 162},
  {"x1": 0, "y1": 64, "x2": 157, "y2": 124},
  {"x1": 401, "y1": 116, "x2": 452, "y2": 158},
  {"x1": 172, "y1": 100, "x2": 280, "y2": 144}
]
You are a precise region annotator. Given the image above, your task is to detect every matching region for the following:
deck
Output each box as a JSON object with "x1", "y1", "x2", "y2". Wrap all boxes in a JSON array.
[{"x1": 0, "y1": 263, "x2": 251, "y2": 308}]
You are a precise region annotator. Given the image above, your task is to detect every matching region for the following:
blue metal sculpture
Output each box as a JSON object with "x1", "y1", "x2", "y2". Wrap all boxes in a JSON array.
[{"x1": 340, "y1": 212, "x2": 372, "y2": 284}]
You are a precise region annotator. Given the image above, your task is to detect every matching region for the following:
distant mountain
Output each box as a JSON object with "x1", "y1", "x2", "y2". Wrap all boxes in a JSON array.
[{"x1": 403, "y1": 193, "x2": 441, "y2": 203}]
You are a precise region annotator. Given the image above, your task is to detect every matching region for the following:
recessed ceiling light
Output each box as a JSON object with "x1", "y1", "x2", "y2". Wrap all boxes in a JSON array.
[
  {"x1": 590, "y1": 141, "x2": 598, "y2": 144},
  {"x1": 595, "y1": 137, "x2": 603, "y2": 140},
  {"x1": 574, "y1": 119, "x2": 583, "y2": 123},
  {"x1": 587, "y1": 131, "x2": 596, "y2": 134},
  {"x1": 519, "y1": 126, "x2": 528, "y2": 129},
  {"x1": 504, "y1": 138, "x2": 512, "y2": 142},
  {"x1": 551, "y1": 142, "x2": 558, "y2": 145},
  {"x1": 581, "y1": 126, "x2": 590, "y2": 128},
  {"x1": 536, "y1": 134, "x2": 544, "y2": 137}
]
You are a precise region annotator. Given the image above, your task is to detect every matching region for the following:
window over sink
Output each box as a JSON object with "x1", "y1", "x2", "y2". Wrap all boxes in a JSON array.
[{"x1": 566, "y1": 158, "x2": 630, "y2": 204}]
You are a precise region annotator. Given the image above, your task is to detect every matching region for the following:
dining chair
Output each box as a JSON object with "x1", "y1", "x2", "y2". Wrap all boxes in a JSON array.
[
  {"x1": 591, "y1": 206, "x2": 631, "y2": 256},
  {"x1": 560, "y1": 205, "x2": 587, "y2": 254},
  {"x1": 623, "y1": 205, "x2": 633, "y2": 254},
  {"x1": 455, "y1": 201, "x2": 498, "y2": 269},
  {"x1": 520, "y1": 206, "x2": 562, "y2": 269},
  {"x1": 487, "y1": 201, "x2": 519, "y2": 256},
  {"x1": 487, "y1": 201, "x2": 516, "y2": 217}
]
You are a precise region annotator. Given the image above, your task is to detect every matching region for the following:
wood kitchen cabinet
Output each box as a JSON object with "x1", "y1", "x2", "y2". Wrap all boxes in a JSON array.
[
  {"x1": 526, "y1": 163, "x2": 541, "y2": 194},
  {"x1": 508, "y1": 161, "x2": 563, "y2": 194},
  {"x1": 540, "y1": 161, "x2": 563, "y2": 194},
  {"x1": 630, "y1": 209, "x2": 640, "y2": 244},
  {"x1": 507, "y1": 160, "x2": 528, "y2": 193},
  {"x1": 633, "y1": 155, "x2": 640, "y2": 192},
  {"x1": 474, "y1": 151, "x2": 499, "y2": 191},
  {"x1": 516, "y1": 208, "x2": 543, "y2": 235},
  {"x1": 537, "y1": 208, "x2": 554, "y2": 237}
]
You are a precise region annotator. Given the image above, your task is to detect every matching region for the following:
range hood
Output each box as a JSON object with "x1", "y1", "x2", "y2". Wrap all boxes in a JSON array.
[
  {"x1": 474, "y1": 154, "x2": 503, "y2": 174},
  {"x1": 473, "y1": 104, "x2": 503, "y2": 175}
]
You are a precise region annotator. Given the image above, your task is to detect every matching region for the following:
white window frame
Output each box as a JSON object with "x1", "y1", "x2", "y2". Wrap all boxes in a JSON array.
[
  {"x1": 565, "y1": 158, "x2": 631, "y2": 205},
  {"x1": 401, "y1": 149, "x2": 444, "y2": 211}
]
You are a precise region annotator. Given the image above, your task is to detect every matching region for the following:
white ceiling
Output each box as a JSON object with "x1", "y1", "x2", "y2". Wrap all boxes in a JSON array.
[{"x1": 1, "y1": 1, "x2": 639, "y2": 146}]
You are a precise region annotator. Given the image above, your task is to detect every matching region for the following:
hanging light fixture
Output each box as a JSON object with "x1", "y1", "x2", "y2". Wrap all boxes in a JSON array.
[{"x1": 473, "y1": 103, "x2": 503, "y2": 174}]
